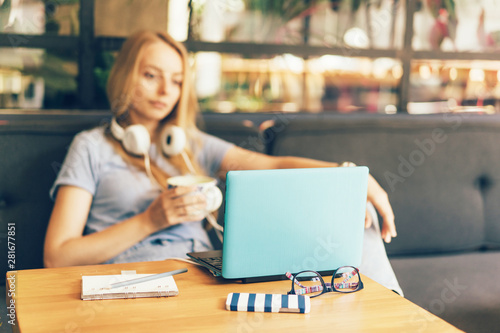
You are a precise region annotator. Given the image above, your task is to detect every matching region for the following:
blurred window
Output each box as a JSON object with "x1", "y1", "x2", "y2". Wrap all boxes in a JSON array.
[
  {"x1": 195, "y1": 53, "x2": 401, "y2": 114},
  {"x1": 0, "y1": 0, "x2": 80, "y2": 36},
  {"x1": 184, "y1": 0, "x2": 405, "y2": 49},
  {"x1": 0, "y1": 47, "x2": 77, "y2": 108},
  {"x1": 0, "y1": 0, "x2": 498, "y2": 114},
  {"x1": 408, "y1": 59, "x2": 500, "y2": 114},
  {"x1": 94, "y1": 0, "x2": 168, "y2": 37},
  {"x1": 412, "y1": 0, "x2": 500, "y2": 52}
]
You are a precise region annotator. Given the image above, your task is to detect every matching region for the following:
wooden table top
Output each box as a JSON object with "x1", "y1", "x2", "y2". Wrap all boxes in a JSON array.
[{"x1": 6, "y1": 260, "x2": 463, "y2": 333}]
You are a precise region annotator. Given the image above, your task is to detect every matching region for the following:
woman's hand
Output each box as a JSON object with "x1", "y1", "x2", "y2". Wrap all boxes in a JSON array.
[
  {"x1": 365, "y1": 174, "x2": 397, "y2": 243},
  {"x1": 143, "y1": 186, "x2": 207, "y2": 233}
]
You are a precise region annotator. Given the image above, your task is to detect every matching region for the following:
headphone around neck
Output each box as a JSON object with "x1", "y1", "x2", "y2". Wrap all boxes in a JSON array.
[
  {"x1": 110, "y1": 117, "x2": 186, "y2": 157},
  {"x1": 110, "y1": 117, "x2": 223, "y2": 239}
]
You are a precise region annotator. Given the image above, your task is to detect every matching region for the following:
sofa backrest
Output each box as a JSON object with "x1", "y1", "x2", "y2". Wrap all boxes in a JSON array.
[
  {"x1": 0, "y1": 120, "x2": 103, "y2": 282},
  {"x1": 0, "y1": 112, "x2": 263, "y2": 283},
  {"x1": 266, "y1": 113, "x2": 500, "y2": 256}
]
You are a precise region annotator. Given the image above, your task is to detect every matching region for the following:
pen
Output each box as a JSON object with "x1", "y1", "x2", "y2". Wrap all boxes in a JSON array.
[{"x1": 109, "y1": 268, "x2": 188, "y2": 289}]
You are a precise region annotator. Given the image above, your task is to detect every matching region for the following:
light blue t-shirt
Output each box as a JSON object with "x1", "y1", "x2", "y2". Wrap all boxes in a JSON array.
[{"x1": 50, "y1": 126, "x2": 234, "y2": 262}]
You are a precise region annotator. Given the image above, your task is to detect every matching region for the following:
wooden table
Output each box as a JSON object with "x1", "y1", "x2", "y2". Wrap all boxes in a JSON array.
[{"x1": 6, "y1": 260, "x2": 462, "y2": 332}]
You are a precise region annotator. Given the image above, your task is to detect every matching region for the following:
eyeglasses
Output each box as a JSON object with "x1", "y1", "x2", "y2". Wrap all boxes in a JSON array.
[{"x1": 286, "y1": 266, "x2": 364, "y2": 298}]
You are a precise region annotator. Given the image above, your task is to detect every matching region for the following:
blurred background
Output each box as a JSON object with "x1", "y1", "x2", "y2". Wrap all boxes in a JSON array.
[{"x1": 1, "y1": 0, "x2": 500, "y2": 115}]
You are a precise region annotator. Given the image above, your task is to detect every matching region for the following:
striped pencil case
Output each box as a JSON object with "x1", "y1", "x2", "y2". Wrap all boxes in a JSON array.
[{"x1": 226, "y1": 293, "x2": 310, "y2": 313}]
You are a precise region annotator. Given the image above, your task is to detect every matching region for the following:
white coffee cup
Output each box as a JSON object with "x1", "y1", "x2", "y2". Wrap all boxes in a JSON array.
[{"x1": 166, "y1": 175, "x2": 223, "y2": 215}]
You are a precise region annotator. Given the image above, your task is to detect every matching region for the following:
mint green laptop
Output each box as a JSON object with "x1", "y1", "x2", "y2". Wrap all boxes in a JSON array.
[{"x1": 188, "y1": 167, "x2": 368, "y2": 281}]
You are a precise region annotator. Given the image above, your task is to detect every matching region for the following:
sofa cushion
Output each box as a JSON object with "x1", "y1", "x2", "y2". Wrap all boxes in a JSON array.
[
  {"x1": 266, "y1": 113, "x2": 500, "y2": 256},
  {"x1": 390, "y1": 251, "x2": 500, "y2": 333}
]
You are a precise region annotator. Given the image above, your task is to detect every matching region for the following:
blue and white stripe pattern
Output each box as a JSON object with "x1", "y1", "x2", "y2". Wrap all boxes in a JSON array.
[{"x1": 226, "y1": 293, "x2": 310, "y2": 313}]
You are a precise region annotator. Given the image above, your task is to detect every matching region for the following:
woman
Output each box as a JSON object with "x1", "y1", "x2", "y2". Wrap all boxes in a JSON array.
[{"x1": 44, "y1": 30, "x2": 402, "y2": 295}]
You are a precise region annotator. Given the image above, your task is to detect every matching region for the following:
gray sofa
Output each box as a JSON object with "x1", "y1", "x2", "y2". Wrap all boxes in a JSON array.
[{"x1": 1, "y1": 111, "x2": 500, "y2": 333}]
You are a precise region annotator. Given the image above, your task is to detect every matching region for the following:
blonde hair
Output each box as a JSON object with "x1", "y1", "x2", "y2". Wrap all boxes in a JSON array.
[{"x1": 106, "y1": 30, "x2": 204, "y2": 185}]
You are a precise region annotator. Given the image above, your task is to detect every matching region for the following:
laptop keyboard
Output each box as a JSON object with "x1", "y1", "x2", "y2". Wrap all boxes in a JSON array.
[{"x1": 202, "y1": 256, "x2": 222, "y2": 270}]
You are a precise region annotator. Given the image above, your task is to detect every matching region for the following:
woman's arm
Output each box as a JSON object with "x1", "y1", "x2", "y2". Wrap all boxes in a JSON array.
[
  {"x1": 219, "y1": 146, "x2": 396, "y2": 243},
  {"x1": 44, "y1": 185, "x2": 153, "y2": 267},
  {"x1": 219, "y1": 146, "x2": 339, "y2": 171},
  {"x1": 44, "y1": 185, "x2": 207, "y2": 267}
]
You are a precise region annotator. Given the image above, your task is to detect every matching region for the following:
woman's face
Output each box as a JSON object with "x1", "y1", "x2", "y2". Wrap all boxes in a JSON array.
[{"x1": 129, "y1": 41, "x2": 184, "y2": 125}]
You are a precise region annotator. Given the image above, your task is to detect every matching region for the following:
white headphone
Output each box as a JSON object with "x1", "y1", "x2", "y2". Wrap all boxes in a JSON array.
[
  {"x1": 110, "y1": 117, "x2": 186, "y2": 157},
  {"x1": 110, "y1": 117, "x2": 197, "y2": 177}
]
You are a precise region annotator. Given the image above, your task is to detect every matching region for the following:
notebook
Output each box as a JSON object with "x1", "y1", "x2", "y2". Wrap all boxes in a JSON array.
[
  {"x1": 81, "y1": 271, "x2": 179, "y2": 300},
  {"x1": 187, "y1": 167, "x2": 369, "y2": 282}
]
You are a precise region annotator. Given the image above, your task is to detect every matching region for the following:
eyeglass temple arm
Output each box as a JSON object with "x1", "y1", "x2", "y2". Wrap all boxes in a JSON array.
[
  {"x1": 339, "y1": 269, "x2": 358, "y2": 284},
  {"x1": 285, "y1": 272, "x2": 307, "y2": 288},
  {"x1": 294, "y1": 285, "x2": 324, "y2": 295}
]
